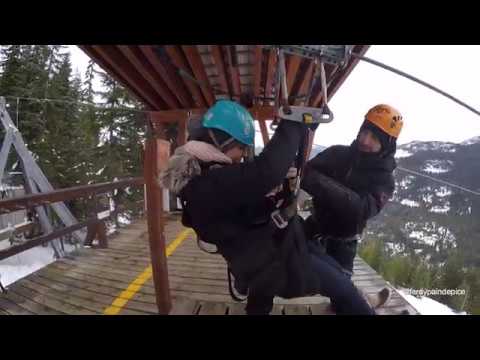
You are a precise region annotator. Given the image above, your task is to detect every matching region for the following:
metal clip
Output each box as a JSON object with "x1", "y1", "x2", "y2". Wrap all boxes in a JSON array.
[
  {"x1": 318, "y1": 58, "x2": 334, "y2": 123},
  {"x1": 271, "y1": 209, "x2": 288, "y2": 229},
  {"x1": 319, "y1": 104, "x2": 334, "y2": 123}
]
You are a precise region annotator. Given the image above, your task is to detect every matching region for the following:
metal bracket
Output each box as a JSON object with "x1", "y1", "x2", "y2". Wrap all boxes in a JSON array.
[
  {"x1": 270, "y1": 48, "x2": 290, "y2": 131},
  {"x1": 271, "y1": 209, "x2": 288, "y2": 229},
  {"x1": 317, "y1": 58, "x2": 334, "y2": 122},
  {"x1": 278, "y1": 105, "x2": 334, "y2": 124},
  {"x1": 263, "y1": 45, "x2": 353, "y2": 67},
  {"x1": 319, "y1": 105, "x2": 334, "y2": 123},
  {"x1": 265, "y1": 46, "x2": 338, "y2": 130}
]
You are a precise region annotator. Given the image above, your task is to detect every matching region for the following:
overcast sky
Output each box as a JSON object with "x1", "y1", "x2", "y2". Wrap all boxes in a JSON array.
[{"x1": 69, "y1": 45, "x2": 480, "y2": 147}]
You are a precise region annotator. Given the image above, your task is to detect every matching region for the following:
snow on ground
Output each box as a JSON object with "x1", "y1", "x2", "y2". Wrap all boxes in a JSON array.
[
  {"x1": 96, "y1": 167, "x2": 106, "y2": 176},
  {"x1": 395, "y1": 149, "x2": 413, "y2": 158},
  {"x1": 461, "y1": 136, "x2": 480, "y2": 146},
  {"x1": 118, "y1": 214, "x2": 132, "y2": 225},
  {"x1": 409, "y1": 230, "x2": 438, "y2": 246},
  {"x1": 0, "y1": 245, "x2": 56, "y2": 286},
  {"x1": 397, "y1": 175, "x2": 416, "y2": 190},
  {"x1": 435, "y1": 186, "x2": 452, "y2": 197},
  {"x1": 384, "y1": 242, "x2": 405, "y2": 255},
  {"x1": 421, "y1": 193, "x2": 433, "y2": 204},
  {"x1": 422, "y1": 160, "x2": 453, "y2": 174},
  {"x1": 401, "y1": 199, "x2": 420, "y2": 207},
  {"x1": 401, "y1": 141, "x2": 457, "y2": 153},
  {"x1": 432, "y1": 142, "x2": 457, "y2": 153},
  {"x1": 407, "y1": 222, "x2": 456, "y2": 247},
  {"x1": 0, "y1": 238, "x2": 79, "y2": 287},
  {"x1": 430, "y1": 204, "x2": 450, "y2": 214}
]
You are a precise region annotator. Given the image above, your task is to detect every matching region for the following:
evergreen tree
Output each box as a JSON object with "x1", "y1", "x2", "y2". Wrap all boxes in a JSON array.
[
  {"x1": 0, "y1": 45, "x2": 145, "y2": 223},
  {"x1": 40, "y1": 50, "x2": 80, "y2": 188},
  {"x1": 94, "y1": 69, "x2": 145, "y2": 224},
  {"x1": 0, "y1": 45, "x2": 50, "y2": 174}
]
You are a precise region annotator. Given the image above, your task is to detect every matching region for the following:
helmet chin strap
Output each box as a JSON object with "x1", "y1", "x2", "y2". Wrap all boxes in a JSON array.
[{"x1": 208, "y1": 129, "x2": 236, "y2": 151}]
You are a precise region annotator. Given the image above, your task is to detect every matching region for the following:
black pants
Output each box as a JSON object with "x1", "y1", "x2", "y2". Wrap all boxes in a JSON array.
[
  {"x1": 323, "y1": 237, "x2": 358, "y2": 277},
  {"x1": 245, "y1": 250, "x2": 374, "y2": 315}
]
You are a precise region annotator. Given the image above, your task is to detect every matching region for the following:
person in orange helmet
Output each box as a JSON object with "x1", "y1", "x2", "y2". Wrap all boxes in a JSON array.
[{"x1": 301, "y1": 104, "x2": 404, "y2": 310}]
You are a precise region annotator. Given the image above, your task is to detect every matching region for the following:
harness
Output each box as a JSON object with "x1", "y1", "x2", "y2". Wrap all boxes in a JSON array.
[{"x1": 183, "y1": 46, "x2": 355, "y2": 302}]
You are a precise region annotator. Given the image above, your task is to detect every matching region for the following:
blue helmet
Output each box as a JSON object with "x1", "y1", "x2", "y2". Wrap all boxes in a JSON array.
[{"x1": 202, "y1": 100, "x2": 255, "y2": 146}]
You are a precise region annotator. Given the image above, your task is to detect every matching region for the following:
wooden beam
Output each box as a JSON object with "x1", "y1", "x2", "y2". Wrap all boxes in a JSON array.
[
  {"x1": 80, "y1": 46, "x2": 157, "y2": 110},
  {"x1": 210, "y1": 45, "x2": 230, "y2": 97},
  {"x1": 249, "y1": 105, "x2": 276, "y2": 122},
  {"x1": 138, "y1": 46, "x2": 193, "y2": 108},
  {"x1": 252, "y1": 45, "x2": 263, "y2": 103},
  {"x1": 0, "y1": 219, "x2": 94, "y2": 261},
  {"x1": 149, "y1": 106, "x2": 275, "y2": 131},
  {"x1": 149, "y1": 109, "x2": 206, "y2": 125},
  {"x1": 181, "y1": 45, "x2": 216, "y2": 106},
  {"x1": 117, "y1": 46, "x2": 180, "y2": 109},
  {"x1": 148, "y1": 105, "x2": 276, "y2": 125},
  {"x1": 0, "y1": 178, "x2": 144, "y2": 215},
  {"x1": 177, "y1": 118, "x2": 188, "y2": 146},
  {"x1": 258, "y1": 120, "x2": 269, "y2": 146},
  {"x1": 286, "y1": 54, "x2": 302, "y2": 96},
  {"x1": 264, "y1": 49, "x2": 277, "y2": 102},
  {"x1": 225, "y1": 45, "x2": 242, "y2": 99},
  {"x1": 164, "y1": 46, "x2": 208, "y2": 108},
  {"x1": 294, "y1": 60, "x2": 315, "y2": 106},
  {"x1": 90, "y1": 45, "x2": 167, "y2": 110},
  {"x1": 143, "y1": 125, "x2": 171, "y2": 315}
]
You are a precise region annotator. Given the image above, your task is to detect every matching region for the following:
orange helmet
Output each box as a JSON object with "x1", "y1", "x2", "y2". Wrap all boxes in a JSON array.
[{"x1": 365, "y1": 104, "x2": 403, "y2": 138}]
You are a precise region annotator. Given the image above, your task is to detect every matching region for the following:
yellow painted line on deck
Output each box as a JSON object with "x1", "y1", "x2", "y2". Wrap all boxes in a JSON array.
[{"x1": 103, "y1": 228, "x2": 194, "y2": 315}]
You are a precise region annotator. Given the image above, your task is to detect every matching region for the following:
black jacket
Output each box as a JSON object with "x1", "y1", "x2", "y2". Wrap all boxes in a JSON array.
[
  {"x1": 180, "y1": 120, "x2": 314, "y2": 298},
  {"x1": 301, "y1": 141, "x2": 396, "y2": 238}
]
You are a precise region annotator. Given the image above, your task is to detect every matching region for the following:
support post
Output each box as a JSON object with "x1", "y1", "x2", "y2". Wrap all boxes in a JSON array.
[{"x1": 143, "y1": 121, "x2": 171, "y2": 314}]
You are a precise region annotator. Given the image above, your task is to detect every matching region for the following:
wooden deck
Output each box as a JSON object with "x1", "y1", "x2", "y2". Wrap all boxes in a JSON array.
[{"x1": 0, "y1": 216, "x2": 418, "y2": 315}]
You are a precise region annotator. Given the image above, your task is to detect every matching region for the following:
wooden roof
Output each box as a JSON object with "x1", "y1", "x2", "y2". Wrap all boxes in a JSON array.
[{"x1": 80, "y1": 45, "x2": 370, "y2": 116}]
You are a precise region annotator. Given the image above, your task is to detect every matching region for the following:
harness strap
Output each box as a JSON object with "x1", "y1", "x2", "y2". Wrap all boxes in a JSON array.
[
  {"x1": 0, "y1": 279, "x2": 6, "y2": 293},
  {"x1": 227, "y1": 267, "x2": 248, "y2": 302},
  {"x1": 207, "y1": 129, "x2": 236, "y2": 150},
  {"x1": 196, "y1": 236, "x2": 219, "y2": 254}
]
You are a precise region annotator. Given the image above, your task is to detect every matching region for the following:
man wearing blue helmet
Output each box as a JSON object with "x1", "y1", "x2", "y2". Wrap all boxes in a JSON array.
[{"x1": 160, "y1": 100, "x2": 375, "y2": 315}]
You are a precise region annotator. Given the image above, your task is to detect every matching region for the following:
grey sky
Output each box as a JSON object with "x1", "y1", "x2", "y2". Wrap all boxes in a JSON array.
[{"x1": 69, "y1": 45, "x2": 480, "y2": 147}]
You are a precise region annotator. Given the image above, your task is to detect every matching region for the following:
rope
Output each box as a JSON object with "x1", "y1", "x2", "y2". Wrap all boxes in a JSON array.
[
  {"x1": 396, "y1": 166, "x2": 480, "y2": 197},
  {"x1": 302, "y1": 139, "x2": 480, "y2": 198},
  {"x1": 259, "y1": 127, "x2": 480, "y2": 198},
  {"x1": 351, "y1": 53, "x2": 480, "y2": 117}
]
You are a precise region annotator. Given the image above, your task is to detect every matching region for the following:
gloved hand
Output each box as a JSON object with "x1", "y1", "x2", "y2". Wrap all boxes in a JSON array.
[{"x1": 265, "y1": 167, "x2": 298, "y2": 205}]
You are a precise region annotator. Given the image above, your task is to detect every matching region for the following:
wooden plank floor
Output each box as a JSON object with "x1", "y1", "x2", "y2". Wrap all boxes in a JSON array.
[{"x1": 0, "y1": 215, "x2": 418, "y2": 315}]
